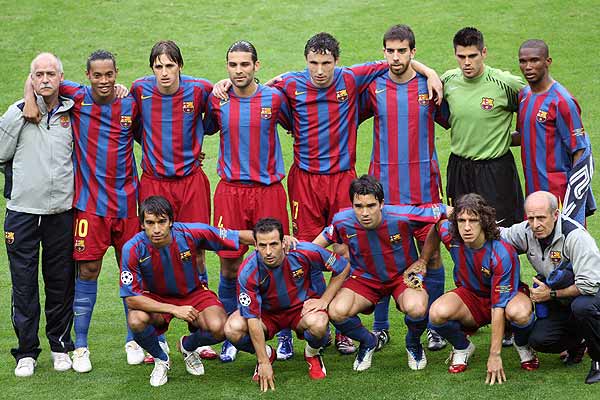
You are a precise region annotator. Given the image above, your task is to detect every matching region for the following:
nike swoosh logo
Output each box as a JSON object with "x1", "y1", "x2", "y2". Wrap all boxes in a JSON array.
[
  {"x1": 520, "y1": 98, "x2": 526, "y2": 103},
  {"x1": 81, "y1": 102, "x2": 93, "y2": 106},
  {"x1": 495, "y1": 218, "x2": 506, "y2": 225},
  {"x1": 141, "y1": 95, "x2": 152, "y2": 100},
  {"x1": 219, "y1": 100, "x2": 229, "y2": 106},
  {"x1": 74, "y1": 312, "x2": 87, "y2": 317},
  {"x1": 294, "y1": 90, "x2": 307, "y2": 96},
  {"x1": 375, "y1": 88, "x2": 385, "y2": 94},
  {"x1": 139, "y1": 256, "x2": 151, "y2": 263},
  {"x1": 346, "y1": 233, "x2": 357, "y2": 239}
]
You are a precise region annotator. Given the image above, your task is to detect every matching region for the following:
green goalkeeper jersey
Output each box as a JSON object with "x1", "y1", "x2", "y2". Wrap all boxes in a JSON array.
[{"x1": 441, "y1": 65, "x2": 525, "y2": 160}]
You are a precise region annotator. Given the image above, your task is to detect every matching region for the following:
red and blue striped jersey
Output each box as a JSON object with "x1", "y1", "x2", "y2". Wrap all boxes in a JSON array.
[
  {"x1": 517, "y1": 82, "x2": 589, "y2": 201},
  {"x1": 131, "y1": 75, "x2": 215, "y2": 178},
  {"x1": 120, "y1": 222, "x2": 239, "y2": 298},
  {"x1": 273, "y1": 61, "x2": 387, "y2": 174},
  {"x1": 360, "y1": 73, "x2": 443, "y2": 205},
  {"x1": 439, "y1": 220, "x2": 520, "y2": 308},
  {"x1": 237, "y1": 242, "x2": 347, "y2": 318},
  {"x1": 321, "y1": 204, "x2": 445, "y2": 282},
  {"x1": 206, "y1": 84, "x2": 291, "y2": 184},
  {"x1": 60, "y1": 81, "x2": 139, "y2": 218}
]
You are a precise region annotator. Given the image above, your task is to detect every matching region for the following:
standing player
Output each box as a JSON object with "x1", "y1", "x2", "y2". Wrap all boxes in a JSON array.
[
  {"x1": 131, "y1": 40, "x2": 217, "y2": 359},
  {"x1": 412, "y1": 193, "x2": 538, "y2": 384},
  {"x1": 272, "y1": 32, "x2": 441, "y2": 355},
  {"x1": 205, "y1": 41, "x2": 292, "y2": 362},
  {"x1": 224, "y1": 218, "x2": 350, "y2": 392},
  {"x1": 23, "y1": 50, "x2": 144, "y2": 372},
  {"x1": 359, "y1": 24, "x2": 447, "y2": 351},
  {"x1": 314, "y1": 175, "x2": 446, "y2": 371},
  {"x1": 120, "y1": 196, "x2": 254, "y2": 387},
  {"x1": 516, "y1": 39, "x2": 594, "y2": 224},
  {"x1": 441, "y1": 27, "x2": 525, "y2": 228}
]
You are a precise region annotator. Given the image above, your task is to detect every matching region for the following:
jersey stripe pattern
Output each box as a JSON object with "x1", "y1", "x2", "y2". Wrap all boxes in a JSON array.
[
  {"x1": 61, "y1": 81, "x2": 139, "y2": 218},
  {"x1": 131, "y1": 75, "x2": 214, "y2": 178},
  {"x1": 120, "y1": 223, "x2": 239, "y2": 298},
  {"x1": 206, "y1": 84, "x2": 291, "y2": 184},
  {"x1": 518, "y1": 82, "x2": 589, "y2": 200},
  {"x1": 237, "y1": 242, "x2": 347, "y2": 318},
  {"x1": 273, "y1": 62, "x2": 387, "y2": 174},
  {"x1": 361, "y1": 73, "x2": 442, "y2": 205},
  {"x1": 439, "y1": 220, "x2": 520, "y2": 308},
  {"x1": 321, "y1": 204, "x2": 445, "y2": 282}
]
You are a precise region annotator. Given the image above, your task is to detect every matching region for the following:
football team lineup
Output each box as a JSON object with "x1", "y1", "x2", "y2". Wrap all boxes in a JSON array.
[{"x1": 1, "y1": 15, "x2": 599, "y2": 396}]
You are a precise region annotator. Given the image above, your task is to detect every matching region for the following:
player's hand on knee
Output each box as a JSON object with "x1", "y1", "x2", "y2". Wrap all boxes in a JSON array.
[
  {"x1": 173, "y1": 305, "x2": 200, "y2": 322},
  {"x1": 302, "y1": 298, "x2": 328, "y2": 316},
  {"x1": 485, "y1": 354, "x2": 506, "y2": 385}
]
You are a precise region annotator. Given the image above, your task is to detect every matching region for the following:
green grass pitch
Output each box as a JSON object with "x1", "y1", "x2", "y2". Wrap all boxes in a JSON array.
[{"x1": 0, "y1": 0, "x2": 599, "y2": 398}]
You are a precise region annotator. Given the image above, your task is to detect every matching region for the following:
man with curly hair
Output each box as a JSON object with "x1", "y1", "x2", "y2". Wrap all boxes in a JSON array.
[{"x1": 408, "y1": 193, "x2": 538, "y2": 384}]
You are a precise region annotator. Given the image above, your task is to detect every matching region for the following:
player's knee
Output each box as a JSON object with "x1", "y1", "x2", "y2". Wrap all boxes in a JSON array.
[
  {"x1": 78, "y1": 260, "x2": 102, "y2": 280},
  {"x1": 404, "y1": 302, "x2": 428, "y2": 320},
  {"x1": 128, "y1": 310, "x2": 150, "y2": 332},
  {"x1": 224, "y1": 315, "x2": 247, "y2": 342},
  {"x1": 505, "y1": 298, "x2": 533, "y2": 325},
  {"x1": 206, "y1": 317, "x2": 226, "y2": 341},
  {"x1": 327, "y1": 299, "x2": 349, "y2": 322},
  {"x1": 571, "y1": 296, "x2": 597, "y2": 319},
  {"x1": 428, "y1": 299, "x2": 450, "y2": 325},
  {"x1": 305, "y1": 312, "x2": 329, "y2": 336}
]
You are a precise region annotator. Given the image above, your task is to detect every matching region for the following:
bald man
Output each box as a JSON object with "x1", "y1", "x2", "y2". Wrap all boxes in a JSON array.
[
  {"x1": 501, "y1": 191, "x2": 600, "y2": 384},
  {"x1": 516, "y1": 40, "x2": 594, "y2": 224},
  {"x1": 0, "y1": 53, "x2": 76, "y2": 377}
]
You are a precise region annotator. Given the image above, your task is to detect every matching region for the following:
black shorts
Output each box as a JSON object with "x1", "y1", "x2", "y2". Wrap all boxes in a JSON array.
[{"x1": 446, "y1": 151, "x2": 524, "y2": 226}]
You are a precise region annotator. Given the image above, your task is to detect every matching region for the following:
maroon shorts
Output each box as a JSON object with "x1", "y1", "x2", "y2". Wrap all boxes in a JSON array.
[
  {"x1": 452, "y1": 283, "x2": 530, "y2": 330},
  {"x1": 140, "y1": 168, "x2": 211, "y2": 223},
  {"x1": 144, "y1": 285, "x2": 223, "y2": 335},
  {"x1": 261, "y1": 302, "x2": 306, "y2": 339},
  {"x1": 213, "y1": 180, "x2": 289, "y2": 258},
  {"x1": 413, "y1": 221, "x2": 435, "y2": 244},
  {"x1": 342, "y1": 274, "x2": 419, "y2": 313},
  {"x1": 73, "y1": 210, "x2": 140, "y2": 261},
  {"x1": 287, "y1": 164, "x2": 356, "y2": 241}
]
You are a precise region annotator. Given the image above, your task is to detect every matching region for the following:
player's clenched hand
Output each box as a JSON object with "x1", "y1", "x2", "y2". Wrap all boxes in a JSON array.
[
  {"x1": 258, "y1": 362, "x2": 275, "y2": 392},
  {"x1": 172, "y1": 305, "x2": 199, "y2": 322},
  {"x1": 212, "y1": 79, "x2": 232, "y2": 100},
  {"x1": 485, "y1": 354, "x2": 506, "y2": 385},
  {"x1": 302, "y1": 298, "x2": 328, "y2": 316}
]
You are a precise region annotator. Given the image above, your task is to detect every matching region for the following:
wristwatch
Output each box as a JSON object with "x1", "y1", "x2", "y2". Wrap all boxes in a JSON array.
[{"x1": 550, "y1": 290, "x2": 557, "y2": 299}]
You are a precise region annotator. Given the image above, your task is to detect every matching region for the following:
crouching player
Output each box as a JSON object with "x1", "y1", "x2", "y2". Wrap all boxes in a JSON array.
[
  {"x1": 224, "y1": 218, "x2": 350, "y2": 392},
  {"x1": 410, "y1": 193, "x2": 538, "y2": 384},
  {"x1": 119, "y1": 196, "x2": 254, "y2": 387},
  {"x1": 313, "y1": 175, "x2": 446, "y2": 371}
]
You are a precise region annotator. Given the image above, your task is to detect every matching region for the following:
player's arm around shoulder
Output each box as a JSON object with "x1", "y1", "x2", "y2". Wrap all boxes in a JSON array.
[{"x1": 499, "y1": 221, "x2": 529, "y2": 254}]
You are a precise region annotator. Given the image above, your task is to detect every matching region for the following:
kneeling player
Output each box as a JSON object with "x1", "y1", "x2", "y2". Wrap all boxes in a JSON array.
[
  {"x1": 225, "y1": 218, "x2": 349, "y2": 392},
  {"x1": 411, "y1": 193, "x2": 538, "y2": 385},
  {"x1": 120, "y1": 196, "x2": 254, "y2": 387},
  {"x1": 314, "y1": 175, "x2": 446, "y2": 371}
]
